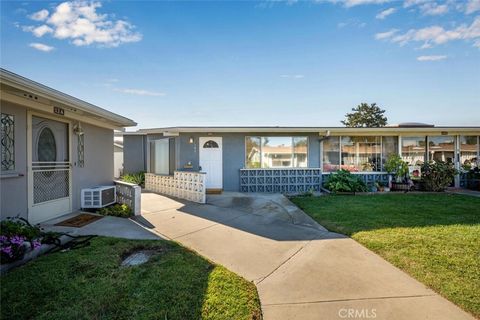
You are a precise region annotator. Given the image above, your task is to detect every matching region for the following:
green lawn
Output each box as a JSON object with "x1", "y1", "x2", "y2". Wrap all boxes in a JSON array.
[
  {"x1": 1, "y1": 237, "x2": 262, "y2": 320},
  {"x1": 291, "y1": 193, "x2": 480, "y2": 318}
]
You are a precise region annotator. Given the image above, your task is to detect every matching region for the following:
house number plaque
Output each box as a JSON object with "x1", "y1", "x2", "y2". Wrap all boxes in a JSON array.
[{"x1": 53, "y1": 106, "x2": 65, "y2": 115}]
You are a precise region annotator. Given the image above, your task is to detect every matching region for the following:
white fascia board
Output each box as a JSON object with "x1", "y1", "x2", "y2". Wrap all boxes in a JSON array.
[
  {"x1": 0, "y1": 68, "x2": 136, "y2": 127},
  {"x1": 136, "y1": 126, "x2": 480, "y2": 135}
]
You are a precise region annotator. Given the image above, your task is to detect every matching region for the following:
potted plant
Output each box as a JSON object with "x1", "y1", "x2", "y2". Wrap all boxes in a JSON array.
[
  {"x1": 375, "y1": 181, "x2": 387, "y2": 192},
  {"x1": 384, "y1": 154, "x2": 410, "y2": 191}
]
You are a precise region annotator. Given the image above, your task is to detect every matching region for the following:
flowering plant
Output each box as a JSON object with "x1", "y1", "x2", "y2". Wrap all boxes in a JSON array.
[{"x1": 1, "y1": 218, "x2": 43, "y2": 264}]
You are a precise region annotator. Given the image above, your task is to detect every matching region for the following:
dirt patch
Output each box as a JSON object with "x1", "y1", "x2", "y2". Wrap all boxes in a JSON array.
[{"x1": 120, "y1": 246, "x2": 168, "y2": 267}]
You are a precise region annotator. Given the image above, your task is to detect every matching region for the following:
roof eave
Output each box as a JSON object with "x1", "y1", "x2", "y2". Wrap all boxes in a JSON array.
[{"x1": 0, "y1": 68, "x2": 137, "y2": 128}]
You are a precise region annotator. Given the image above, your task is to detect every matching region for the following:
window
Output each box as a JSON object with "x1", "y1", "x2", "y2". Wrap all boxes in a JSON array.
[
  {"x1": 341, "y1": 136, "x2": 381, "y2": 172},
  {"x1": 428, "y1": 136, "x2": 454, "y2": 163},
  {"x1": 1, "y1": 113, "x2": 14, "y2": 171},
  {"x1": 323, "y1": 136, "x2": 398, "y2": 172},
  {"x1": 245, "y1": 136, "x2": 308, "y2": 168},
  {"x1": 322, "y1": 136, "x2": 340, "y2": 172},
  {"x1": 293, "y1": 137, "x2": 308, "y2": 167},
  {"x1": 262, "y1": 137, "x2": 292, "y2": 168},
  {"x1": 150, "y1": 139, "x2": 170, "y2": 175},
  {"x1": 382, "y1": 136, "x2": 398, "y2": 170},
  {"x1": 203, "y1": 140, "x2": 219, "y2": 148},
  {"x1": 401, "y1": 137, "x2": 426, "y2": 165},
  {"x1": 245, "y1": 137, "x2": 261, "y2": 168},
  {"x1": 460, "y1": 136, "x2": 479, "y2": 170}
]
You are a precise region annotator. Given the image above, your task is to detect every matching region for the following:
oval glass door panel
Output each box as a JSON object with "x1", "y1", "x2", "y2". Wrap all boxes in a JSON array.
[{"x1": 37, "y1": 127, "x2": 57, "y2": 162}]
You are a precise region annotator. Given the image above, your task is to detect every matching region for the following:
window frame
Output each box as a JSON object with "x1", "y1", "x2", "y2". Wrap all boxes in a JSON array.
[
  {"x1": 321, "y1": 135, "x2": 399, "y2": 173},
  {"x1": 459, "y1": 135, "x2": 480, "y2": 169},
  {"x1": 244, "y1": 136, "x2": 309, "y2": 169},
  {"x1": 1, "y1": 113, "x2": 15, "y2": 172}
]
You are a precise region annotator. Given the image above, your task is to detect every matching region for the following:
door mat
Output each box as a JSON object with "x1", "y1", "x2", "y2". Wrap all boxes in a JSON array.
[
  {"x1": 206, "y1": 188, "x2": 223, "y2": 194},
  {"x1": 55, "y1": 213, "x2": 103, "y2": 228}
]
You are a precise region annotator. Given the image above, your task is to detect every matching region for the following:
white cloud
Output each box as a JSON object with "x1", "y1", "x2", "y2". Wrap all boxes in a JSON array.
[
  {"x1": 420, "y1": 2, "x2": 448, "y2": 16},
  {"x1": 417, "y1": 55, "x2": 447, "y2": 61},
  {"x1": 343, "y1": 0, "x2": 390, "y2": 7},
  {"x1": 379, "y1": 16, "x2": 480, "y2": 48},
  {"x1": 403, "y1": 0, "x2": 428, "y2": 8},
  {"x1": 32, "y1": 25, "x2": 53, "y2": 37},
  {"x1": 280, "y1": 74, "x2": 305, "y2": 79},
  {"x1": 29, "y1": 42, "x2": 55, "y2": 52},
  {"x1": 24, "y1": 1, "x2": 142, "y2": 47},
  {"x1": 114, "y1": 88, "x2": 165, "y2": 96},
  {"x1": 29, "y1": 9, "x2": 49, "y2": 21},
  {"x1": 376, "y1": 7, "x2": 396, "y2": 19},
  {"x1": 322, "y1": 0, "x2": 390, "y2": 7},
  {"x1": 375, "y1": 29, "x2": 398, "y2": 40},
  {"x1": 465, "y1": 0, "x2": 480, "y2": 14}
]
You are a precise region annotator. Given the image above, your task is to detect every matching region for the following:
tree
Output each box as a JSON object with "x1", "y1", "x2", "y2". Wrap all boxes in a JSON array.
[{"x1": 341, "y1": 103, "x2": 387, "y2": 128}]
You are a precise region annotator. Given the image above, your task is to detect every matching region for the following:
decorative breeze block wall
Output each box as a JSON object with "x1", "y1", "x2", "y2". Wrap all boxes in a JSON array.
[
  {"x1": 240, "y1": 168, "x2": 322, "y2": 193},
  {"x1": 114, "y1": 180, "x2": 142, "y2": 215},
  {"x1": 145, "y1": 171, "x2": 206, "y2": 203}
]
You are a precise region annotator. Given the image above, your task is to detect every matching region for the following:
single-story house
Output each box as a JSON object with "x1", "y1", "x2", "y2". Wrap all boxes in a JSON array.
[
  {"x1": 123, "y1": 125, "x2": 480, "y2": 193},
  {"x1": 0, "y1": 69, "x2": 136, "y2": 223}
]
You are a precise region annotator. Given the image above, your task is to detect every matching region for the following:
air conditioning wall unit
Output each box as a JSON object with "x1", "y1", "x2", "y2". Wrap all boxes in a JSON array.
[{"x1": 81, "y1": 186, "x2": 116, "y2": 209}]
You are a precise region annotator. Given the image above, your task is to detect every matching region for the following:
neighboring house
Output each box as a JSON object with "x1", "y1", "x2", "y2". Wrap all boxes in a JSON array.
[
  {"x1": 0, "y1": 69, "x2": 136, "y2": 223},
  {"x1": 114, "y1": 139, "x2": 124, "y2": 178},
  {"x1": 123, "y1": 125, "x2": 480, "y2": 193}
]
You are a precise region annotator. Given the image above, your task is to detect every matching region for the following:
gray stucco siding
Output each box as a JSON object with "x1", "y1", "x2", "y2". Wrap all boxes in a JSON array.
[
  {"x1": 71, "y1": 123, "x2": 114, "y2": 211},
  {"x1": 123, "y1": 135, "x2": 146, "y2": 173},
  {"x1": 0, "y1": 102, "x2": 28, "y2": 219}
]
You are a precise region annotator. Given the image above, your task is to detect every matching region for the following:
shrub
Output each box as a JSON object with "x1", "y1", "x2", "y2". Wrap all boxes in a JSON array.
[
  {"x1": 121, "y1": 172, "x2": 145, "y2": 186},
  {"x1": 1, "y1": 218, "x2": 42, "y2": 264},
  {"x1": 421, "y1": 161, "x2": 458, "y2": 192},
  {"x1": 325, "y1": 169, "x2": 367, "y2": 193},
  {"x1": 98, "y1": 204, "x2": 132, "y2": 218},
  {"x1": 384, "y1": 154, "x2": 409, "y2": 182}
]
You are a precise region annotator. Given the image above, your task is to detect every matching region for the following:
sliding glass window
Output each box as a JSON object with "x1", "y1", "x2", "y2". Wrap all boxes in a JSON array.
[
  {"x1": 322, "y1": 136, "x2": 340, "y2": 172},
  {"x1": 341, "y1": 136, "x2": 381, "y2": 172},
  {"x1": 245, "y1": 137, "x2": 261, "y2": 168},
  {"x1": 401, "y1": 137, "x2": 426, "y2": 165},
  {"x1": 428, "y1": 136, "x2": 455, "y2": 163},
  {"x1": 245, "y1": 136, "x2": 308, "y2": 168},
  {"x1": 460, "y1": 136, "x2": 479, "y2": 169},
  {"x1": 382, "y1": 136, "x2": 398, "y2": 170},
  {"x1": 293, "y1": 137, "x2": 308, "y2": 167}
]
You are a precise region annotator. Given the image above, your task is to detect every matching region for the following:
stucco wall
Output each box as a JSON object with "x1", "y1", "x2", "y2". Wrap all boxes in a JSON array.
[
  {"x1": 174, "y1": 132, "x2": 322, "y2": 192},
  {"x1": 123, "y1": 135, "x2": 146, "y2": 173},
  {"x1": 71, "y1": 123, "x2": 114, "y2": 211},
  {"x1": 0, "y1": 102, "x2": 28, "y2": 219}
]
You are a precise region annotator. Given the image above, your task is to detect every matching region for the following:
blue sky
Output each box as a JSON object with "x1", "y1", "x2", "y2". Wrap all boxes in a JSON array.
[{"x1": 1, "y1": 0, "x2": 479, "y2": 129}]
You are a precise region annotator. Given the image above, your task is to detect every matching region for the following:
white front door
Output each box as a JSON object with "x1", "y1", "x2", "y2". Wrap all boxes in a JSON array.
[
  {"x1": 199, "y1": 137, "x2": 223, "y2": 189},
  {"x1": 28, "y1": 114, "x2": 72, "y2": 224}
]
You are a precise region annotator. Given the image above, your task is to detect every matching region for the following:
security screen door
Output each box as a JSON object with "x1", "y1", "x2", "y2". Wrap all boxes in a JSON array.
[{"x1": 28, "y1": 115, "x2": 71, "y2": 223}]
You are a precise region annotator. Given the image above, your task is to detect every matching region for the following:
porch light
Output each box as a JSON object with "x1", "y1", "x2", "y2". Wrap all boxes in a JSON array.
[
  {"x1": 73, "y1": 122, "x2": 84, "y2": 136},
  {"x1": 189, "y1": 137, "x2": 194, "y2": 144}
]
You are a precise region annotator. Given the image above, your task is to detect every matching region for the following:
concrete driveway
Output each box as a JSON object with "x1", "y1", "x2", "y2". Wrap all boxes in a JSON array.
[{"x1": 139, "y1": 191, "x2": 474, "y2": 320}]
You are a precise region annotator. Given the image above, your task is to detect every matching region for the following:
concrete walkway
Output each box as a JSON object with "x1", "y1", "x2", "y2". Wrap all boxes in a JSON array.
[{"x1": 139, "y1": 191, "x2": 474, "y2": 320}]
